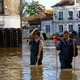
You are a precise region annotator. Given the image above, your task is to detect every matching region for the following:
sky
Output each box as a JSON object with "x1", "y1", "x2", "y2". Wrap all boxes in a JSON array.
[{"x1": 29, "y1": 0, "x2": 61, "y2": 9}]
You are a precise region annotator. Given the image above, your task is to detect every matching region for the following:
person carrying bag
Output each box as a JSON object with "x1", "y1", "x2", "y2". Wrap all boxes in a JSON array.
[
  {"x1": 29, "y1": 28, "x2": 43, "y2": 65},
  {"x1": 55, "y1": 30, "x2": 78, "y2": 69}
]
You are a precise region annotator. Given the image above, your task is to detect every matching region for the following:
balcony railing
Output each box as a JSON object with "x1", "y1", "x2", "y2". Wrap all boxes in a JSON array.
[
  {"x1": 58, "y1": 18, "x2": 63, "y2": 20},
  {"x1": 68, "y1": 18, "x2": 73, "y2": 20}
]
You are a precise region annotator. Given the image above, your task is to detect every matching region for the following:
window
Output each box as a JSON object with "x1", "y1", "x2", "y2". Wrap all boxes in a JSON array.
[
  {"x1": 59, "y1": 12, "x2": 63, "y2": 19},
  {"x1": 30, "y1": 25, "x2": 33, "y2": 30},
  {"x1": 70, "y1": 1, "x2": 74, "y2": 4},
  {"x1": 46, "y1": 25, "x2": 50, "y2": 33},
  {"x1": 69, "y1": 25, "x2": 73, "y2": 32},
  {"x1": 69, "y1": 11, "x2": 73, "y2": 19},
  {"x1": 38, "y1": 25, "x2": 40, "y2": 30},
  {"x1": 34, "y1": 25, "x2": 40, "y2": 30},
  {"x1": 0, "y1": 0, "x2": 3, "y2": 13},
  {"x1": 34, "y1": 25, "x2": 38, "y2": 29},
  {"x1": 59, "y1": 25, "x2": 63, "y2": 33},
  {"x1": 30, "y1": 25, "x2": 41, "y2": 31}
]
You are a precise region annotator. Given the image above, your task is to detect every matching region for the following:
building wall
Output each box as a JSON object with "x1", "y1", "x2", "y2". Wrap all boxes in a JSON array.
[
  {"x1": 41, "y1": 20, "x2": 53, "y2": 35},
  {"x1": 4, "y1": 0, "x2": 20, "y2": 16},
  {"x1": 0, "y1": 0, "x2": 20, "y2": 28},
  {"x1": 0, "y1": 16, "x2": 20, "y2": 28}
]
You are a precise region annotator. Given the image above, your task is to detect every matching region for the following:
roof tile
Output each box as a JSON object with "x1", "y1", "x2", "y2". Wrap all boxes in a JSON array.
[
  {"x1": 22, "y1": 13, "x2": 53, "y2": 21},
  {"x1": 52, "y1": 0, "x2": 74, "y2": 7}
]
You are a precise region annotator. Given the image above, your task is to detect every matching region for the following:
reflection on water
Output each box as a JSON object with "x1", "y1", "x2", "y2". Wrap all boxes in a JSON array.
[
  {"x1": 0, "y1": 40, "x2": 80, "y2": 80},
  {"x1": 58, "y1": 69, "x2": 77, "y2": 80},
  {"x1": 30, "y1": 66, "x2": 43, "y2": 80},
  {"x1": 0, "y1": 47, "x2": 22, "y2": 80}
]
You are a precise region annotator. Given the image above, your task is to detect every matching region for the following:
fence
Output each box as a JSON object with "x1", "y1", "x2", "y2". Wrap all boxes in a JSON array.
[{"x1": 0, "y1": 28, "x2": 22, "y2": 47}]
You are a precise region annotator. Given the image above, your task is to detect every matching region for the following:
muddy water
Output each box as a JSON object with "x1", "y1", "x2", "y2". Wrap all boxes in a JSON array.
[{"x1": 0, "y1": 40, "x2": 80, "y2": 80}]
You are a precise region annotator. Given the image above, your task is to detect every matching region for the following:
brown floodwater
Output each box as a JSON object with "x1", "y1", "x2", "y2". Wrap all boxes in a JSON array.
[{"x1": 0, "y1": 39, "x2": 80, "y2": 80}]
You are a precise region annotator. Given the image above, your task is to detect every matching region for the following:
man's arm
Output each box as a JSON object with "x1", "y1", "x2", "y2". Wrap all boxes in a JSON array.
[
  {"x1": 55, "y1": 40, "x2": 62, "y2": 50},
  {"x1": 37, "y1": 39, "x2": 43, "y2": 59},
  {"x1": 37, "y1": 48, "x2": 42, "y2": 59}
]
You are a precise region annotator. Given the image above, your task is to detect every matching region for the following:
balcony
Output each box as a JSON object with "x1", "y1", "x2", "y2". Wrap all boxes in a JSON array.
[
  {"x1": 68, "y1": 18, "x2": 73, "y2": 20},
  {"x1": 58, "y1": 18, "x2": 63, "y2": 20}
]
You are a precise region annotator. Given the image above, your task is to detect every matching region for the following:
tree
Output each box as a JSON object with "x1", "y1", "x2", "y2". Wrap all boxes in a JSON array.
[
  {"x1": 21, "y1": 0, "x2": 28, "y2": 17},
  {"x1": 44, "y1": 9, "x2": 53, "y2": 14},
  {"x1": 37, "y1": 4, "x2": 45, "y2": 13},
  {"x1": 22, "y1": 0, "x2": 45, "y2": 17}
]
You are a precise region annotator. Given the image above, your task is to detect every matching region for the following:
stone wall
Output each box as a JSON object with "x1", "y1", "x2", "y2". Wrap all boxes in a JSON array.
[{"x1": 4, "y1": 0, "x2": 20, "y2": 15}]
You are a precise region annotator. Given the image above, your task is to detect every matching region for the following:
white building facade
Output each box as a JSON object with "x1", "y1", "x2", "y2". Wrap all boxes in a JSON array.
[
  {"x1": 52, "y1": 0, "x2": 80, "y2": 34},
  {"x1": 0, "y1": 16, "x2": 20, "y2": 28},
  {"x1": 41, "y1": 20, "x2": 53, "y2": 35},
  {"x1": 0, "y1": 0, "x2": 20, "y2": 28}
]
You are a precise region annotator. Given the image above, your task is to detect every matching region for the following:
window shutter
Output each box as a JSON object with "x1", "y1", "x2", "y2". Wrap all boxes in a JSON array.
[{"x1": 0, "y1": 0, "x2": 4, "y2": 14}]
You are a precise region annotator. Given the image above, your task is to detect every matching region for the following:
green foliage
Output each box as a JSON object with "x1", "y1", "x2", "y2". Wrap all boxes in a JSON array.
[
  {"x1": 52, "y1": 34, "x2": 55, "y2": 36},
  {"x1": 22, "y1": 0, "x2": 45, "y2": 17},
  {"x1": 47, "y1": 33, "x2": 64, "y2": 40},
  {"x1": 75, "y1": 31, "x2": 77, "y2": 35},
  {"x1": 59, "y1": 34, "x2": 64, "y2": 37},
  {"x1": 21, "y1": 0, "x2": 28, "y2": 17},
  {"x1": 47, "y1": 35, "x2": 53, "y2": 40},
  {"x1": 55, "y1": 33, "x2": 59, "y2": 36}
]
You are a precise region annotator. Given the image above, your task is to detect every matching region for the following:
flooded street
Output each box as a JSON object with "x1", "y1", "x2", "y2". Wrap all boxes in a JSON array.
[{"x1": 0, "y1": 40, "x2": 80, "y2": 80}]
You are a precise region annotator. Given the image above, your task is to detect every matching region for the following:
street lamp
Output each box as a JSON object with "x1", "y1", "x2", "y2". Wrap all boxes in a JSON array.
[{"x1": 53, "y1": 13, "x2": 57, "y2": 34}]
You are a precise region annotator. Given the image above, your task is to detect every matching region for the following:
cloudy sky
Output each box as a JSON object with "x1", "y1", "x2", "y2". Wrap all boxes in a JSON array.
[{"x1": 29, "y1": 0, "x2": 61, "y2": 9}]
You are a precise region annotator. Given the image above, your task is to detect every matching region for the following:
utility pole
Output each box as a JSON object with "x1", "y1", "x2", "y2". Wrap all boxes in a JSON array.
[{"x1": 20, "y1": 0, "x2": 22, "y2": 29}]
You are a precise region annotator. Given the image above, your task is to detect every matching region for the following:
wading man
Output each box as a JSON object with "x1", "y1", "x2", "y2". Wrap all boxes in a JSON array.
[
  {"x1": 29, "y1": 28, "x2": 43, "y2": 65},
  {"x1": 55, "y1": 30, "x2": 76, "y2": 69}
]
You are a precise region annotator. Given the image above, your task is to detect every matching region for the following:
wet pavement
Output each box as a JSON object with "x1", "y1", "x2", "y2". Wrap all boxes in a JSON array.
[{"x1": 0, "y1": 39, "x2": 80, "y2": 80}]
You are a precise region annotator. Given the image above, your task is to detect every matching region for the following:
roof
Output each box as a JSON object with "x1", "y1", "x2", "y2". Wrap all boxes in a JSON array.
[
  {"x1": 22, "y1": 17, "x2": 32, "y2": 21},
  {"x1": 22, "y1": 13, "x2": 53, "y2": 22},
  {"x1": 44, "y1": 13, "x2": 53, "y2": 20},
  {"x1": 52, "y1": 0, "x2": 74, "y2": 7}
]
